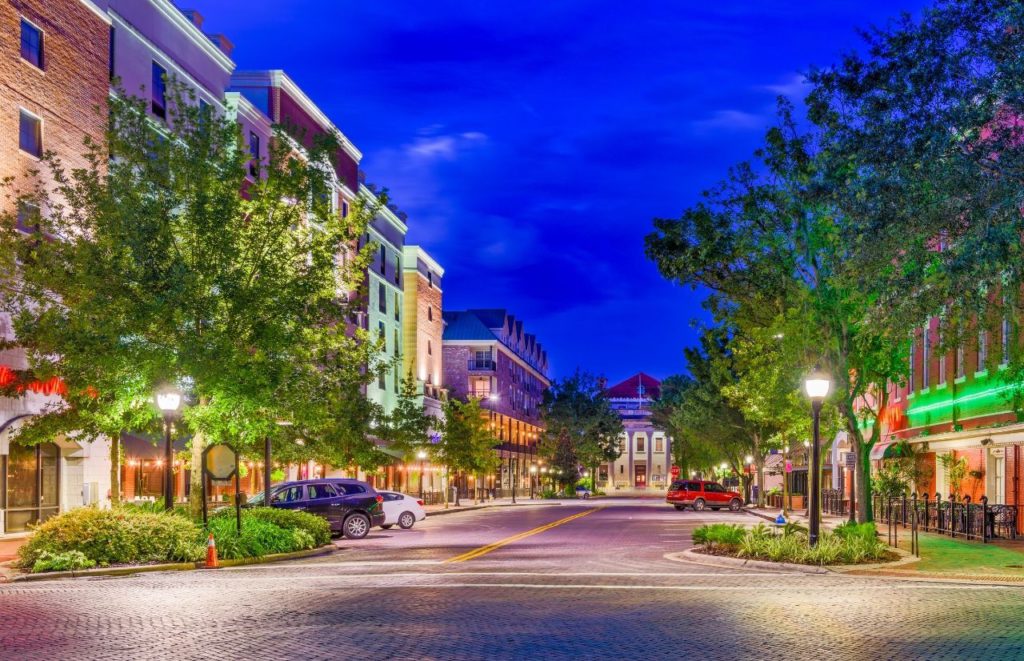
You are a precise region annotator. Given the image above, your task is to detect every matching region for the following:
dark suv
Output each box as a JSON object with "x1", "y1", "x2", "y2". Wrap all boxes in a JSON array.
[
  {"x1": 251, "y1": 479, "x2": 386, "y2": 539},
  {"x1": 666, "y1": 480, "x2": 743, "y2": 512}
]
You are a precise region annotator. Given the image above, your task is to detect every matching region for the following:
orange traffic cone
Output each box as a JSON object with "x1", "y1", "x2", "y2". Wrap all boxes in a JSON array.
[{"x1": 206, "y1": 533, "x2": 219, "y2": 568}]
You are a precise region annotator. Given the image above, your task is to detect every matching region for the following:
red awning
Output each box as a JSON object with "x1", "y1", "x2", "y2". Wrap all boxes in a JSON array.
[{"x1": 869, "y1": 442, "x2": 896, "y2": 461}]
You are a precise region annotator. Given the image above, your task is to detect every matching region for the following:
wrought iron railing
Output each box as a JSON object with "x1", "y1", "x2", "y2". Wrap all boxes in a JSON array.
[
  {"x1": 822, "y1": 489, "x2": 847, "y2": 516},
  {"x1": 468, "y1": 359, "x2": 496, "y2": 371},
  {"x1": 872, "y1": 493, "x2": 1017, "y2": 543}
]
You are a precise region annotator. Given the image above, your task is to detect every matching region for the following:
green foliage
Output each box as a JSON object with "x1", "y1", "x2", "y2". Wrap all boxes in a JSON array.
[
  {"x1": 436, "y1": 397, "x2": 500, "y2": 475},
  {"x1": 31, "y1": 550, "x2": 96, "y2": 574},
  {"x1": 538, "y1": 370, "x2": 623, "y2": 481},
  {"x1": 205, "y1": 514, "x2": 315, "y2": 560},
  {"x1": 226, "y1": 506, "x2": 330, "y2": 547},
  {"x1": 538, "y1": 488, "x2": 559, "y2": 499},
  {"x1": 938, "y1": 453, "x2": 969, "y2": 497},
  {"x1": 729, "y1": 525, "x2": 889, "y2": 566},
  {"x1": 17, "y1": 507, "x2": 204, "y2": 569},
  {"x1": 832, "y1": 521, "x2": 879, "y2": 546},
  {"x1": 692, "y1": 523, "x2": 746, "y2": 547},
  {"x1": 377, "y1": 371, "x2": 434, "y2": 457}
]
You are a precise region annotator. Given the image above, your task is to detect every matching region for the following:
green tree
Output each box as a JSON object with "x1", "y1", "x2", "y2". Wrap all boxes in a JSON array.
[
  {"x1": 0, "y1": 82, "x2": 379, "y2": 514},
  {"x1": 538, "y1": 370, "x2": 623, "y2": 492},
  {"x1": 436, "y1": 397, "x2": 500, "y2": 502}
]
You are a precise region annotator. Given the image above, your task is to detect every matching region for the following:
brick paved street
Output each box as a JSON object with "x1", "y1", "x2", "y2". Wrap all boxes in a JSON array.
[{"x1": 3, "y1": 499, "x2": 1024, "y2": 660}]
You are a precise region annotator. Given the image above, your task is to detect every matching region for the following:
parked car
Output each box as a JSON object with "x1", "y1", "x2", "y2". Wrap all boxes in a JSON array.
[
  {"x1": 248, "y1": 479, "x2": 385, "y2": 539},
  {"x1": 575, "y1": 485, "x2": 593, "y2": 499},
  {"x1": 378, "y1": 491, "x2": 427, "y2": 529},
  {"x1": 665, "y1": 480, "x2": 743, "y2": 512}
]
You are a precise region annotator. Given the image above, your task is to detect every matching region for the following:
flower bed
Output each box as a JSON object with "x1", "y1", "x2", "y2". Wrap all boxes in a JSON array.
[
  {"x1": 691, "y1": 521, "x2": 895, "y2": 566},
  {"x1": 16, "y1": 505, "x2": 327, "y2": 573}
]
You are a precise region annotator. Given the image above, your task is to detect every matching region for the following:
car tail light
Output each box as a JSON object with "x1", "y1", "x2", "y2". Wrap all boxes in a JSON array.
[
  {"x1": 376, "y1": 495, "x2": 384, "y2": 504},
  {"x1": 417, "y1": 499, "x2": 424, "y2": 506}
]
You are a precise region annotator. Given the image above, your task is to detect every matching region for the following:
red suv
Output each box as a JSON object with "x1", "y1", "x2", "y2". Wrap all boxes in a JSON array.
[{"x1": 666, "y1": 480, "x2": 743, "y2": 512}]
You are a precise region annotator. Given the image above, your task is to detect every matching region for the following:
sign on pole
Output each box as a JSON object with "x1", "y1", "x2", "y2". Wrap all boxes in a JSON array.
[
  {"x1": 201, "y1": 443, "x2": 241, "y2": 531},
  {"x1": 670, "y1": 465, "x2": 680, "y2": 478}
]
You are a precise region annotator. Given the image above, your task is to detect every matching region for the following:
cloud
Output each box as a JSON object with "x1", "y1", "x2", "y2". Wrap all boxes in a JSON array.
[
  {"x1": 759, "y1": 73, "x2": 808, "y2": 99},
  {"x1": 403, "y1": 131, "x2": 488, "y2": 162},
  {"x1": 690, "y1": 109, "x2": 770, "y2": 134}
]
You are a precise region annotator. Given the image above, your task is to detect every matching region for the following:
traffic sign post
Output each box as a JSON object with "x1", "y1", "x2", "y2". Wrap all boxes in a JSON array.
[
  {"x1": 201, "y1": 444, "x2": 241, "y2": 531},
  {"x1": 670, "y1": 465, "x2": 680, "y2": 479}
]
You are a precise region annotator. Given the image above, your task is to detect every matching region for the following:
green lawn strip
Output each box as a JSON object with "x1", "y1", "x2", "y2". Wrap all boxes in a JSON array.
[{"x1": 896, "y1": 532, "x2": 1024, "y2": 575}]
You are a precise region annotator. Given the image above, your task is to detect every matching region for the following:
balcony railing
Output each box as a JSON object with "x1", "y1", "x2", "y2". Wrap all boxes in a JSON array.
[{"x1": 468, "y1": 359, "x2": 496, "y2": 371}]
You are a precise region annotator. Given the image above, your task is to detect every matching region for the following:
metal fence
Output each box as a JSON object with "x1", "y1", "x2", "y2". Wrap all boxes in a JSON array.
[
  {"x1": 822, "y1": 489, "x2": 847, "y2": 516},
  {"x1": 872, "y1": 493, "x2": 1017, "y2": 543}
]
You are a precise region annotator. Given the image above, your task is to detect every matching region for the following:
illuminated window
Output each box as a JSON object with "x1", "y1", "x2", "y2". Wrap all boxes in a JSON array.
[
  {"x1": 248, "y1": 131, "x2": 260, "y2": 177},
  {"x1": 1002, "y1": 318, "x2": 1010, "y2": 365},
  {"x1": 922, "y1": 322, "x2": 930, "y2": 388},
  {"x1": 956, "y1": 345, "x2": 965, "y2": 379},
  {"x1": 978, "y1": 331, "x2": 988, "y2": 372}
]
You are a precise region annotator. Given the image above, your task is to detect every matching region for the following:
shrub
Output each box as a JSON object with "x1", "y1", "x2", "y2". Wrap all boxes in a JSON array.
[
  {"x1": 539, "y1": 489, "x2": 559, "y2": 499},
  {"x1": 31, "y1": 550, "x2": 96, "y2": 573},
  {"x1": 17, "y1": 507, "x2": 204, "y2": 569},
  {"x1": 692, "y1": 523, "x2": 745, "y2": 547},
  {"x1": 833, "y1": 521, "x2": 878, "y2": 545},
  {"x1": 231, "y1": 507, "x2": 331, "y2": 547},
  {"x1": 205, "y1": 511, "x2": 320, "y2": 560}
]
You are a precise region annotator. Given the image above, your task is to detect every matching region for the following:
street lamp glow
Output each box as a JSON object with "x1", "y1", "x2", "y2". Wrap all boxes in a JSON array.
[
  {"x1": 804, "y1": 369, "x2": 831, "y2": 400},
  {"x1": 745, "y1": 455, "x2": 753, "y2": 464},
  {"x1": 719, "y1": 462, "x2": 727, "y2": 470},
  {"x1": 154, "y1": 387, "x2": 182, "y2": 413},
  {"x1": 529, "y1": 465, "x2": 537, "y2": 474},
  {"x1": 803, "y1": 440, "x2": 810, "y2": 448},
  {"x1": 488, "y1": 393, "x2": 499, "y2": 402},
  {"x1": 417, "y1": 450, "x2": 427, "y2": 460}
]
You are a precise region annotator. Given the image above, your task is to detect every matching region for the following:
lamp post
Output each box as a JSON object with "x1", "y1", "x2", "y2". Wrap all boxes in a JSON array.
[
  {"x1": 417, "y1": 449, "x2": 427, "y2": 500},
  {"x1": 529, "y1": 465, "x2": 537, "y2": 499},
  {"x1": 804, "y1": 368, "x2": 831, "y2": 547},
  {"x1": 154, "y1": 385, "x2": 182, "y2": 511},
  {"x1": 744, "y1": 455, "x2": 754, "y2": 504}
]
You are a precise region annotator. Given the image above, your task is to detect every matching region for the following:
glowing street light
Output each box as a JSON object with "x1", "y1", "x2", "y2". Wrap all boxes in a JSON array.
[
  {"x1": 154, "y1": 384, "x2": 182, "y2": 511},
  {"x1": 804, "y1": 367, "x2": 832, "y2": 547}
]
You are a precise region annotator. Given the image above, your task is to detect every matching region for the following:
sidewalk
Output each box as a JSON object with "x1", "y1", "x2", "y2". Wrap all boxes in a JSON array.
[{"x1": 0, "y1": 534, "x2": 29, "y2": 563}]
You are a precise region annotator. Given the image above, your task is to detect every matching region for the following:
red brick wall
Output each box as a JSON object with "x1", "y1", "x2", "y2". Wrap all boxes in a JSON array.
[
  {"x1": 277, "y1": 90, "x2": 359, "y2": 191},
  {"x1": 0, "y1": 0, "x2": 108, "y2": 214}
]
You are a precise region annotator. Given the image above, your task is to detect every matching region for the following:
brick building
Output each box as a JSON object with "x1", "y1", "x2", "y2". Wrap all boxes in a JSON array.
[
  {"x1": 443, "y1": 309, "x2": 549, "y2": 492},
  {"x1": 0, "y1": 0, "x2": 110, "y2": 534},
  {"x1": 402, "y1": 246, "x2": 446, "y2": 418}
]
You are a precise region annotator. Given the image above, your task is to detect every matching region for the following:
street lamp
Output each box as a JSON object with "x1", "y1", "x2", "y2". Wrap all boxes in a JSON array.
[
  {"x1": 154, "y1": 385, "x2": 182, "y2": 511},
  {"x1": 804, "y1": 368, "x2": 831, "y2": 547},
  {"x1": 417, "y1": 449, "x2": 427, "y2": 500},
  {"x1": 529, "y1": 464, "x2": 538, "y2": 499}
]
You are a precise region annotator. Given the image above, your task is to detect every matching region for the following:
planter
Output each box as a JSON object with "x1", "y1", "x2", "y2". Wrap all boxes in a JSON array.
[{"x1": 766, "y1": 494, "x2": 805, "y2": 510}]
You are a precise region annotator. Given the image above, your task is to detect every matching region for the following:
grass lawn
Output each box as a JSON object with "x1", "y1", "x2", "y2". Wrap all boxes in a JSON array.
[{"x1": 896, "y1": 530, "x2": 1024, "y2": 575}]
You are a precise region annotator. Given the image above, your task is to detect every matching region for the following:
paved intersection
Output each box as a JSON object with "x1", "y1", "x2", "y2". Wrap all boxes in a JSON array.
[{"x1": 2, "y1": 499, "x2": 1024, "y2": 660}]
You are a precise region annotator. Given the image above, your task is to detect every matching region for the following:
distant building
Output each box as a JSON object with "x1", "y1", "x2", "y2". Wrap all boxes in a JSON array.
[
  {"x1": 401, "y1": 246, "x2": 446, "y2": 418},
  {"x1": 604, "y1": 373, "x2": 671, "y2": 490},
  {"x1": 443, "y1": 310, "x2": 549, "y2": 493}
]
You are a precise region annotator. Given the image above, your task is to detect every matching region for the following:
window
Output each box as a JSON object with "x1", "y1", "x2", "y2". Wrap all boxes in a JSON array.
[
  {"x1": 1003, "y1": 318, "x2": 1011, "y2": 365},
  {"x1": 109, "y1": 26, "x2": 115, "y2": 80},
  {"x1": 16, "y1": 202, "x2": 40, "y2": 234},
  {"x1": 249, "y1": 131, "x2": 260, "y2": 177},
  {"x1": 956, "y1": 345, "x2": 965, "y2": 379},
  {"x1": 427, "y1": 340, "x2": 432, "y2": 356},
  {"x1": 308, "y1": 483, "x2": 337, "y2": 499},
  {"x1": 428, "y1": 306, "x2": 433, "y2": 322},
  {"x1": 922, "y1": 323, "x2": 930, "y2": 388},
  {"x1": 394, "y1": 292, "x2": 400, "y2": 321},
  {"x1": 380, "y1": 245, "x2": 386, "y2": 274},
  {"x1": 272, "y1": 486, "x2": 303, "y2": 503},
  {"x1": 395, "y1": 255, "x2": 401, "y2": 284},
  {"x1": 342, "y1": 200, "x2": 349, "y2": 218},
  {"x1": 428, "y1": 272, "x2": 434, "y2": 288},
  {"x1": 378, "y1": 282, "x2": 386, "y2": 313},
  {"x1": 151, "y1": 62, "x2": 167, "y2": 119},
  {"x1": 378, "y1": 320, "x2": 385, "y2": 339},
  {"x1": 19, "y1": 110, "x2": 41, "y2": 157},
  {"x1": 393, "y1": 329, "x2": 399, "y2": 355},
  {"x1": 655, "y1": 437, "x2": 663, "y2": 453},
  {"x1": 20, "y1": 19, "x2": 43, "y2": 68},
  {"x1": 978, "y1": 330, "x2": 988, "y2": 372},
  {"x1": 704, "y1": 483, "x2": 726, "y2": 493},
  {"x1": 908, "y1": 337, "x2": 916, "y2": 391},
  {"x1": 378, "y1": 371, "x2": 386, "y2": 390},
  {"x1": 619, "y1": 465, "x2": 624, "y2": 475},
  {"x1": 937, "y1": 328, "x2": 946, "y2": 384},
  {"x1": 636, "y1": 435, "x2": 645, "y2": 453}
]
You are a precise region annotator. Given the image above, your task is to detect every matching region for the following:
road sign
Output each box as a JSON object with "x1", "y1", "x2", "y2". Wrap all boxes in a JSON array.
[
  {"x1": 670, "y1": 465, "x2": 680, "y2": 478},
  {"x1": 785, "y1": 461, "x2": 793, "y2": 473},
  {"x1": 204, "y1": 444, "x2": 238, "y2": 480}
]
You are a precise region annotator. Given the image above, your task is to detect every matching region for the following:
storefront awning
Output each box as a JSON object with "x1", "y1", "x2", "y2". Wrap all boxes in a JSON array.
[
  {"x1": 869, "y1": 442, "x2": 902, "y2": 461},
  {"x1": 765, "y1": 453, "x2": 784, "y2": 468}
]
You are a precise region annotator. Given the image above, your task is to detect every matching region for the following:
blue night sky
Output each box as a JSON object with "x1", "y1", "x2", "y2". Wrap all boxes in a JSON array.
[{"x1": 191, "y1": 0, "x2": 929, "y2": 384}]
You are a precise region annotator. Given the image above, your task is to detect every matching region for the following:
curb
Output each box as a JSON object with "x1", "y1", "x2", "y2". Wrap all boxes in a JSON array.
[
  {"x1": 3, "y1": 544, "x2": 336, "y2": 583},
  {"x1": 665, "y1": 546, "x2": 919, "y2": 576}
]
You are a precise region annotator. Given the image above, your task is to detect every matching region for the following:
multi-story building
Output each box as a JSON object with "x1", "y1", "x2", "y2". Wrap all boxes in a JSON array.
[
  {"x1": 359, "y1": 187, "x2": 407, "y2": 415},
  {"x1": 604, "y1": 373, "x2": 671, "y2": 491},
  {"x1": 401, "y1": 246, "x2": 446, "y2": 418},
  {"x1": 442, "y1": 309, "x2": 549, "y2": 492},
  {"x1": 870, "y1": 315, "x2": 1024, "y2": 532},
  {"x1": 0, "y1": 0, "x2": 111, "y2": 534}
]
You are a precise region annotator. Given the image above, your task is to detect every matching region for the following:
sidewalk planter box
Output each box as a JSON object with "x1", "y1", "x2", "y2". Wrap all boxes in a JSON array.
[{"x1": 766, "y1": 494, "x2": 805, "y2": 510}]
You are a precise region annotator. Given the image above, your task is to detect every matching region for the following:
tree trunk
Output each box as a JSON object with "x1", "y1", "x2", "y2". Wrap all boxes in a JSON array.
[
  {"x1": 189, "y1": 429, "x2": 206, "y2": 519},
  {"x1": 109, "y1": 432, "x2": 121, "y2": 506},
  {"x1": 756, "y1": 458, "x2": 765, "y2": 507}
]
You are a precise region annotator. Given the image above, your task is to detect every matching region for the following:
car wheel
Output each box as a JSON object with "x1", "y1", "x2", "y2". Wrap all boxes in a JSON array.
[
  {"x1": 380, "y1": 524, "x2": 393, "y2": 530},
  {"x1": 729, "y1": 498, "x2": 742, "y2": 512},
  {"x1": 398, "y1": 511, "x2": 416, "y2": 529},
  {"x1": 343, "y1": 513, "x2": 370, "y2": 539},
  {"x1": 673, "y1": 504, "x2": 685, "y2": 511},
  {"x1": 693, "y1": 498, "x2": 706, "y2": 512}
]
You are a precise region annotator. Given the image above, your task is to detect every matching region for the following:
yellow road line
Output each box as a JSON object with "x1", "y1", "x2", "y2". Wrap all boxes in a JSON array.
[{"x1": 446, "y1": 508, "x2": 600, "y2": 563}]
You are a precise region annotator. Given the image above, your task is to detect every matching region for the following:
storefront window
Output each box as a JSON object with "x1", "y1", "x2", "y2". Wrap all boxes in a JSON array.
[{"x1": 4, "y1": 442, "x2": 60, "y2": 533}]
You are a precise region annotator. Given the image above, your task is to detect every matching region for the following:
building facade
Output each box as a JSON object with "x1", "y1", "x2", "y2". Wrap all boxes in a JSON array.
[
  {"x1": 0, "y1": 0, "x2": 111, "y2": 534},
  {"x1": 402, "y1": 246, "x2": 446, "y2": 418},
  {"x1": 604, "y1": 373, "x2": 671, "y2": 491},
  {"x1": 443, "y1": 309, "x2": 549, "y2": 492}
]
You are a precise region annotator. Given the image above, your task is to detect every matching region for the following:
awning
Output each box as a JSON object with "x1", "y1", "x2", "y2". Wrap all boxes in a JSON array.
[
  {"x1": 765, "y1": 454, "x2": 784, "y2": 468},
  {"x1": 869, "y1": 442, "x2": 902, "y2": 461}
]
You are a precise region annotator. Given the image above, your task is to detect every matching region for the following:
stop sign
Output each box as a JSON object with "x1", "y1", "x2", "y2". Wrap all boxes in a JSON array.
[{"x1": 670, "y1": 465, "x2": 680, "y2": 478}]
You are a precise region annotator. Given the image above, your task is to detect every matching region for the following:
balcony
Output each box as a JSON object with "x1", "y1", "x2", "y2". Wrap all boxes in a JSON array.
[{"x1": 468, "y1": 359, "x2": 496, "y2": 371}]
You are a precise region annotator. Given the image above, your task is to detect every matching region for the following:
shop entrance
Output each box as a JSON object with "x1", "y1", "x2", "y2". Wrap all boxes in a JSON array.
[{"x1": 2, "y1": 442, "x2": 59, "y2": 533}]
